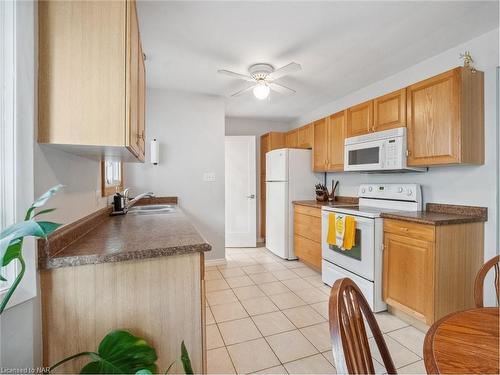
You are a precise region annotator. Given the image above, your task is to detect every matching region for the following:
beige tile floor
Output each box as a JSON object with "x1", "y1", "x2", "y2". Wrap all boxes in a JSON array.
[{"x1": 205, "y1": 247, "x2": 427, "y2": 374}]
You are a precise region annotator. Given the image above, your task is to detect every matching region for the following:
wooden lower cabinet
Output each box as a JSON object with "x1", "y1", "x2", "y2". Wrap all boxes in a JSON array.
[
  {"x1": 293, "y1": 204, "x2": 322, "y2": 270},
  {"x1": 383, "y1": 219, "x2": 484, "y2": 325},
  {"x1": 41, "y1": 253, "x2": 206, "y2": 374}
]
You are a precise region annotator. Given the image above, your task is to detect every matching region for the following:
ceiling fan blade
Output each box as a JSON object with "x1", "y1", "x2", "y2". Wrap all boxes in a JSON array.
[
  {"x1": 218, "y1": 69, "x2": 255, "y2": 82},
  {"x1": 269, "y1": 82, "x2": 296, "y2": 95},
  {"x1": 230, "y1": 83, "x2": 257, "y2": 97},
  {"x1": 268, "y1": 62, "x2": 301, "y2": 80}
]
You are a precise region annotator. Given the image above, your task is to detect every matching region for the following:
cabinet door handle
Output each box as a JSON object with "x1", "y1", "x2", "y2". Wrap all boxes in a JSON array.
[
  {"x1": 246, "y1": 194, "x2": 255, "y2": 199},
  {"x1": 400, "y1": 227, "x2": 409, "y2": 231}
]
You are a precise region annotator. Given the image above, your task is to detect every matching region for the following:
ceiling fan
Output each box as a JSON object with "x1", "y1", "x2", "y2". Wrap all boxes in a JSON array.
[{"x1": 218, "y1": 62, "x2": 301, "y2": 100}]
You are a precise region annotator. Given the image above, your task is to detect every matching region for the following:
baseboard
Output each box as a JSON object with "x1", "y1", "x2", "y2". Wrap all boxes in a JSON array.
[{"x1": 204, "y1": 258, "x2": 227, "y2": 267}]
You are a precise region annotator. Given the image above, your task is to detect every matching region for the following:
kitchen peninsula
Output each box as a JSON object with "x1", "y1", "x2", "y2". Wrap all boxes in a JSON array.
[{"x1": 38, "y1": 198, "x2": 210, "y2": 374}]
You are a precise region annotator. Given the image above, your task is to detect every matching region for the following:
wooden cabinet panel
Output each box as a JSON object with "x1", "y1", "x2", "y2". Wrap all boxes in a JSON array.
[
  {"x1": 38, "y1": 0, "x2": 146, "y2": 162},
  {"x1": 294, "y1": 205, "x2": 321, "y2": 218},
  {"x1": 373, "y1": 89, "x2": 406, "y2": 131},
  {"x1": 41, "y1": 253, "x2": 205, "y2": 374},
  {"x1": 293, "y1": 205, "x2": 322, "y2": 271},
  {"x1": 313, "y1": 118, "x2": 329, "y2": 172},
  {"x1": 260, "y1": 134, "x2": 270, "y2": 175},
  {"x1": 383, "y1": 232, "x2": 435, "y2": 323},
  {"x1": 346, "y1": 100, "x2": 373, "y2": 137},
  {"x1": 127, "y1": 0, "x2": 140, "y2": 157},
  {"x1": 285, "y1": 129, "x2": 299, "y2": 148},
  {"x1": 38, "y1": 0, "x2": 127, "y2": 147},
  {"x1": 137, "y1": 44, "x2": 146, "y2": 159},
  {"x1": 407, "y1": 69, "x2": 460, "y2": 165},
  {"x1": 407, "y1": 67, "x2": 484, "y2": 166},
  {"x1": 327, "y1": 111, "x2": 345, "y2": 171},
  {"x1": 297, "y1": 124, "x2": 313, "y2": 148},
  {"x1": 383, "y1": 219, "x2": 484, "y2": 325},
  {"x1": 294, "y1": 213, "x2": 321, "y2": 243},
  {"x1": 384, "y1": 219, "x2": 435, "y2": 242},
  {"x1": 294, "y1": 235, "x2": 321, "y2": 270},
  {"x1": 269, "y1": 132, "x2": 285, "y2": 150}
]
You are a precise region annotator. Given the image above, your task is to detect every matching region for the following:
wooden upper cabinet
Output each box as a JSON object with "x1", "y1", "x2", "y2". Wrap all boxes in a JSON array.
[
  {"x1": 327, "y1": 111, "x2": 346, "y2": 171},
  {"x1": 137, "y1": 44, "x2": 146, "y2": 158},
  {"x1": 38, "y1": 0, "x2": 146, "y2": 162},
  {"x1": 127, "y1": 0, "x2": 140, "y2": 158},
  {"x1": 268, "y1": 132, "x2": 285, "y2": 151},
  {"x1": 313, "y1": 118, "x2": 329, "y2": 172},
  {"x1": 373, "y1": 89, "x2": 406, "y2": 132},
  {"x1": 346, "y1": 100, "x2": 373, "y2": 137},
  {"x1": 285, "y1": 129, "x2": 299, "y2": 148},
  {"x1": 406, "y1": 67, "x2": 484, "y2": 166},
  {"x1": 297, "y1": 124, "x2": 313, "y2": 148}
]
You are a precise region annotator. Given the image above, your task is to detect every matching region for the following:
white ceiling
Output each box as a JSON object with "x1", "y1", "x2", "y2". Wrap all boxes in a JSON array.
[{"x1": 137, "y1": 1, "x2": 499, "y2": 122}]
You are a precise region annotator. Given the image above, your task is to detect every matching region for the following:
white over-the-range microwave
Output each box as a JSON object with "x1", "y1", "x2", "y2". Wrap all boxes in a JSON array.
[{"x1": 344, "y1": 127, "x2": 426, "y2": 172}]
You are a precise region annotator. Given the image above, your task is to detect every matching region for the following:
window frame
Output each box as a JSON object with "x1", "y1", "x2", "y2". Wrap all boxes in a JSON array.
[{"x1": 0, "y1": 0, "x2": 17, "y2": 294}]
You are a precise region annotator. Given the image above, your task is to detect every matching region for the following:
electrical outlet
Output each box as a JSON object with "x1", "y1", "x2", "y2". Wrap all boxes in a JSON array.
[{"x1": 203, "y1": 172, "x2": 216, "y2": 182}]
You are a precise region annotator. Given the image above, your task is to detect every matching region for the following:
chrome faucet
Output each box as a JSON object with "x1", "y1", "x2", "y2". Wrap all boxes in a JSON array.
[{"x1": 125, "y1": 191, "x2": 155, "y2": 211}]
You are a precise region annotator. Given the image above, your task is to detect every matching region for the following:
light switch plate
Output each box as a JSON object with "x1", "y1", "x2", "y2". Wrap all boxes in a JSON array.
[{"x1": 203, "y1": 172, "x2": 216, "y2": 182}]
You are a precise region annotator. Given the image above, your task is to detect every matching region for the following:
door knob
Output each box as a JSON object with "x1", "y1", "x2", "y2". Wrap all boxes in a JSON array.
[{"x1": 246, "y1": 194, "x2": 255, "y2": 199}]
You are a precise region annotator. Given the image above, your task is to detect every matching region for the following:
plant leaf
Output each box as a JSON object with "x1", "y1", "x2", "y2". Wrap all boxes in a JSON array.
[
  {"x1": 79, "y1": 330, "x2": 158, "y2": 374},
  {"x1": 2, "y1": 240, "x2": 22, "y2": 267},
  {"x1": 37, "y1": 221, "x2": 62, "y2": 236},
  {"x1": 0, "y1": 220, "x2": 45, "y2": 239},
  {"x1": 0, "y1": 275, "x2": 6, "y2": 282},
  {"x1": 32, "y1": 184, "x2": 64, "y2": 209},
  {"x1": 26, "y1": 185, "x2": 63, "y2": 219},
  {"x1": 180, "y1": 341, "x2": 193, "y2": 375},
  {"x1": 0, "y1": 221, "x2": 45, "y2": 265},
  {"x1": 33, "y1": 208, "x2": 56, "y2": 218}
]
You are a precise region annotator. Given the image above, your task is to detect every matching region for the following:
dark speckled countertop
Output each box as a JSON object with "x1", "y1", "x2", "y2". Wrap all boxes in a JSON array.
[
  {"x1": 380, "y1": 203, "x2": 487, "y2": 225},
  {"x1": 38, "y1": 199, "x2": 211, "y2": 270},
  {"x1": 294, "y1": 200, "x2": 487, "y2": 225},
  {"x1": 293, "y1": 196, "x2": 359, "y2": 209}
]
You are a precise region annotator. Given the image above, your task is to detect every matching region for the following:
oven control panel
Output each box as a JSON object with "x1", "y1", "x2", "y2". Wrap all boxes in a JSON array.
[{"x1": 358, "y1": 183, "x2": 421, "y2": 202}]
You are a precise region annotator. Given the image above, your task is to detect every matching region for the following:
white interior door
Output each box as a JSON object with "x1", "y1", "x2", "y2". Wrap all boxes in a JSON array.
[{"x1": 225, "y1": 136, "x2": 257, "y2": 247}]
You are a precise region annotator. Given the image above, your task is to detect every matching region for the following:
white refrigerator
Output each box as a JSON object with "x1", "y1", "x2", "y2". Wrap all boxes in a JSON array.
[{"x1": 265, "y1": 148, "x2": 317, "y2": 260}]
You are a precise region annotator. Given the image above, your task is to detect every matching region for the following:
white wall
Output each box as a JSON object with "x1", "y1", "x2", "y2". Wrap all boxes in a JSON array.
[
  {"x1": 296, "y1": 29, "x2": 499, "y2": 290},
  {"x1": 225, "y1": 118, "x2": 292, "y2": 240},
  {"x1": 34, "y1": 147, "x2": 107, "y2": 224},
  {"x1": 125, "y1": 89, "x2": 226, "y2": 261}
]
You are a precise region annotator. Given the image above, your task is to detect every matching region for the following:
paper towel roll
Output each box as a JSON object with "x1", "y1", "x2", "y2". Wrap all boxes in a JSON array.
[{"x1": 151, "y1": 139, "x2": 159, "y2": 165}]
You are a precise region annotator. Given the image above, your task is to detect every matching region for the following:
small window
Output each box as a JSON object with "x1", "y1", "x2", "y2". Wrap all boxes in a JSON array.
[{"x1": 101, "y1": 160, "x2": 124, "y2": 197}]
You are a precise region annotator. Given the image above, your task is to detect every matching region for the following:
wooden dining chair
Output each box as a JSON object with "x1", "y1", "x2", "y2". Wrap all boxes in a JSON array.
[
  {"x1": 329, "y1": 278, "x2": 397, "y2": 374},
  {"x1": 474, "y1": 254, "x2": 500, "y2": 307}
]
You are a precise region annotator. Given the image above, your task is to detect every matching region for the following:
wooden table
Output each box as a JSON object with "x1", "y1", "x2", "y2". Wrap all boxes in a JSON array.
[{"x1": 424, "y1": 307, "x2": 499, "y2": 374}]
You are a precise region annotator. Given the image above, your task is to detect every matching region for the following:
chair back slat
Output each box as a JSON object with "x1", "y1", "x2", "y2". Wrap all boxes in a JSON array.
[
  {"x1": 474, "y1": 255, "x2": 500, "y2": 307},
  {"x1": 329, "y1": 278, "x2": 397, "y2": 374}
]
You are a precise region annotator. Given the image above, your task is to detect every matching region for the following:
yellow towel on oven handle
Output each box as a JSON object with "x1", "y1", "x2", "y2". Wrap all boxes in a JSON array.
[
  {"x1": 343, "y1": 216, "x2": 356, "y2": 250},
  {"x1": 326, "y1": 213, "x2": 355, "y2": 250},
  {"x1": 326, "y1": 213, "x2": 337, "y2": 246}
]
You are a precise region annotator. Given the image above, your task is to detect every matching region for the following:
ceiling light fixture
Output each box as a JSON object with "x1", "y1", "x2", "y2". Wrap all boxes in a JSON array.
[{"x1": 253, "y1": 83, "x2": 270, "y2": 100}]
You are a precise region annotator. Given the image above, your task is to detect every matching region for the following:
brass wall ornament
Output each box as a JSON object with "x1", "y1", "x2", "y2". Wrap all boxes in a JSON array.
[{"x1": 460, "y1": 51, "x2": 477, "y2": 73}]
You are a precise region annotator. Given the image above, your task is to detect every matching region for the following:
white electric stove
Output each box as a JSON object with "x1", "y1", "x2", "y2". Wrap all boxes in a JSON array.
[{"x1": 321, "y1": 183, "x2": 422, "y2": 312}]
